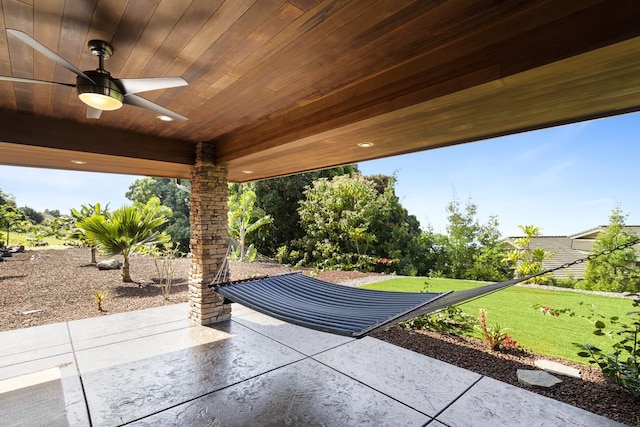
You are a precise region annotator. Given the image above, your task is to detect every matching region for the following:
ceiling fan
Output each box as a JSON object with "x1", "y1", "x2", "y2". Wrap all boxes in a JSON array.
[{"x1": 0, "y1": 29, "x2": 188, "y2": 121}]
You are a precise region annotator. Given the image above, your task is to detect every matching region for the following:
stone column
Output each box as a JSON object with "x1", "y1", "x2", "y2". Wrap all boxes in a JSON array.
[{"x1": 188, "y1": 142, "x2": 231, "y2": 325}]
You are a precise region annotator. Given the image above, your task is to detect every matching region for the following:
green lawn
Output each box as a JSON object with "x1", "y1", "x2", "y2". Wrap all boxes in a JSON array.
[
  {"x1": 363, "y1": 277, "x2": 635, "y2": 364},
  {"x1": 2, "y1": 232, "x2": 70, "y2": 249}
]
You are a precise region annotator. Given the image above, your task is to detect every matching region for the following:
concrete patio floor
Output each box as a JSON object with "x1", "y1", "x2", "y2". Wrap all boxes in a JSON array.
[{"x1": 0, "y1": 303, "x2": 626, "y2": 427}]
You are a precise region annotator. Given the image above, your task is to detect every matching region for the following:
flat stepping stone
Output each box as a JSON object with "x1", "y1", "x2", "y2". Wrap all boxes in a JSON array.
[
  {"x1": 517, "y1": 369, "x2": 562, "y2": 388},
  {"x1": 535, "y1": 359, "x2": 581, "y2": 379}
]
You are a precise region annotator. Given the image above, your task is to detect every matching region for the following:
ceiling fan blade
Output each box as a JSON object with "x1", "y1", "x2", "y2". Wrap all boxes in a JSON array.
[
  {"x1": 124, "y1": 94, "x2": 188, "y2": 122},
  {"x1": 6, "y1": 29, "x2": 95, "y2": 84},
  {"x1": 0, "y1": 75, "x2": 75, "y2": 87},
  {"x1": 118, "y1": 77, "x2": 188, "y2": 95},
  {"x1": 86, "y1": 106, "x2": 103, "y2": 119}
]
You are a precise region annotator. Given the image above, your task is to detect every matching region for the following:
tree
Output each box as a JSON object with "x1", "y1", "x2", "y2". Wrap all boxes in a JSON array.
[
  {"x1": 468, "y1": 215, "x2": 512, "y2": 281},
  {"x1": 296, "y1": 174, "x2": 384, "y2": 270},
  {"x1": 70, "y1": 203, "x2": 109, "y2": 264},
  {"x1": 41, "y1": 215, "x2": 74, "y2": 239},
  {"x1": 582, "y1": 206, "x2": 640, "y2": 292},
  {"x1": 0, "y1": 189, "x2": 14, "y2": 206},
  {"x1": 0, "y1": 204, "x2": 25, "y2": 246},
  {"x1": 126, "y1": 178, "x2": 191, "y2": 253},
  {"x1": 443, "y1": 197, "x2": 480, "y2": 278},
  {"x1": 227, "y1": 184, "x2": 272, "y2": 261},
  {"x1": 253, "y1": 165, "x2": 357, "y2": 256},
  {"x1": 364, "y1": 174, "x2": 423, "y2": 275},
  {"x1": 76, "y1": 198, "x2": 170, "y2": 282},
  {"x1": 438, "y1": 197, "x2": 508, "y2": 281},
  {"x1": 44, "y1": 209, "x2": 61, "y2": 217},
  {"x1": 504, "y1": 225, "x2": 553, "y2": 284},
  {"x1": 20, "y1": 206, "x2": 45, "y2": 224},
  {"x1": 0, "y1": 190, "x2": 23, "y2": 246}
]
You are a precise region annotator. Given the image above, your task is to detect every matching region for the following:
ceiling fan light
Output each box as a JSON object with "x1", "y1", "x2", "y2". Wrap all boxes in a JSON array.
[
  {"x1": 76, "y1": 72, "x2": 124, "y2": 111},
  {"x1": 78, "y1": 92, "x2": 123, "y2": 110}
]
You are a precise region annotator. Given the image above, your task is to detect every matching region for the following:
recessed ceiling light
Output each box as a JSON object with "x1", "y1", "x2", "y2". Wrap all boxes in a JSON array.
[
  {"x1": 357, "y1": 142, "x2": 374, "y2": 148},
  {"x1": 241, "y1": 170, "x2": 254, "y2": 174},
  {"x1": 70, "y1": 160, "x2": 87, "y2": 165},
  {"x1": 157, "y1": 115, "x2": 174, "y2": 122}
]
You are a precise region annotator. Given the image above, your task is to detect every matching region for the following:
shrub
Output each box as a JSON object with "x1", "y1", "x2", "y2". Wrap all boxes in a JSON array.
[
  {"x1": 575, "y1": 295, "x2": 640, "y2": 397},
  {"x1": 229, "y1": 244, "x2": 258, "y2": 262},
  {"x1": 151, "y1": 243, "x2": 179, "y2": 300},
  {"x1": 403, "y1": 306, "x2": 477, "y2": 335},
  {"x1": 551, "y1": 274, "x2": 580, "y2": 289}
]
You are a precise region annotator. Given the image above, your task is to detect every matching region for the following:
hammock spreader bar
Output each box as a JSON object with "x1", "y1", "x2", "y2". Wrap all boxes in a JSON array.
[{"x1": 212, "y1": 238, "x2": 640, "y2": 338}]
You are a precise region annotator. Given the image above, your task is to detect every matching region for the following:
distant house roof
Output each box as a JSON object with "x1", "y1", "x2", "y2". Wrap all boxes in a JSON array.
[{"x1": 506, "y1": 226, "x2": 640, "y2": 279}]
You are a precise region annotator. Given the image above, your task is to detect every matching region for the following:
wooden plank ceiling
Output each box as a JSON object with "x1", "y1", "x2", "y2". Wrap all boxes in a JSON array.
[{"x1": 0, "y1": 0, "x2": 639, "y2": 182}]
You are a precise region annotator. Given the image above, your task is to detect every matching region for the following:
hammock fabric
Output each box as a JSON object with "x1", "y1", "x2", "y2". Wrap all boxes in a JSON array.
[
  {"x1": 212, "y1": 272, "x2": 531, "y2": 337},
  {"x1": 212, "y1": 238, "x2": 639, "y2": 338}
]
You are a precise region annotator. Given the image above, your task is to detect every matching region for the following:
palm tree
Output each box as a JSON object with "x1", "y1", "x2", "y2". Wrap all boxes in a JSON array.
[
  {"x1": 503, "y1": 224, "x2": 553, "y2": 284},
  {"x1": 70, "y1": 203, "x2": 109, "y2": 264},
  {"x1": 77, "y1": 198, "x2": 169, "y2": 282}
]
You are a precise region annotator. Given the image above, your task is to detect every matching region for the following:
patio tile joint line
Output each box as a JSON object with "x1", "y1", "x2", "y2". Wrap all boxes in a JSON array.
[
  {"x1": 428, "y1": 374, "x2": 485, "y2": 423},
  {"x1": 310, "y1": 356, "x2": 440, "y2": 419},
  {"x1": 65, "y1": 321, "x2": 94, "y2": 427},
  {"x1": 229, "y1": 317, "x2": 355, "y2": 356}
]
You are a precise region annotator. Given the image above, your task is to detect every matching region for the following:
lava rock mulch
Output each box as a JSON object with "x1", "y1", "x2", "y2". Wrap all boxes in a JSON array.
[{"x1": 1, "y1": 249, "x2": 637, "y2": 426}]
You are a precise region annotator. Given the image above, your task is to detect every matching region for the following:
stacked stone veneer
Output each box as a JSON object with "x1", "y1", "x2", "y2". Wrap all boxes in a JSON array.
[{"x1": 188, "y1": 142, "x2": 231, "y2": 325}]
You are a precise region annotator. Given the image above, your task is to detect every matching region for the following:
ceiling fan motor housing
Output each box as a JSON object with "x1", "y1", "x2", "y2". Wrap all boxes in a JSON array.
[{"x1": 76, "y1": 70, "x2": 124, "y2": 110}]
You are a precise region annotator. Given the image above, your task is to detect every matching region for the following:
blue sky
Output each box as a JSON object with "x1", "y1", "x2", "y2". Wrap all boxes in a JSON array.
[{"x1": 1, "y1": 112, "x2": 638, "y2": 237}]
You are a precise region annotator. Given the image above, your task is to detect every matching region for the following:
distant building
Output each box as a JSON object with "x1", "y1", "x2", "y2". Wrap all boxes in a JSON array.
[{"x1": 504, "y1": 226, "x2": 640, "y2": 279}]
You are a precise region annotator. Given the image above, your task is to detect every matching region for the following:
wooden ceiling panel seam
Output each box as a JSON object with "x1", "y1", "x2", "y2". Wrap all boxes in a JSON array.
[
  {"x1": 190, "y1": 1, "x2": 303, "y2": 97},
  {"x1": 165, "y1": 0, "x2": 288, "y2": 113},
  {"x1": 33, "y1": 0, "x2": 65, "y2": 117},
  {"x1": 138, "y1": 0, "x2": 222, "y2": 78},
  {"x1": 261, "y1": 0, "x2": 409, "y2": 93},
  {"x1": 4, "y1": 0, "x2": 35, "y2": 113},
  {"x1": 104, "y1": 0, "x2": 161, "y2": 75},
  {"x1": 84, "y1": 0, "x2": 128, "y2": 55},
  {"x1": 108, "y1": 0, "x2": 228, "y2": 128},
  {"x1": 116, "y1": 0, "x2": 192, "y2": 79},
  {"x1": 203, "y1": 0, "x2": 363, "y2": 105},
  {"x1": 178, "y1": 0, "x2": 258, "y2": 65},
  {"x1": 224, "y1": 0, "x2": 333, "y2": 79},
  {"x1": 55, "y1": 0, "x2": 96, "y2": 118}
]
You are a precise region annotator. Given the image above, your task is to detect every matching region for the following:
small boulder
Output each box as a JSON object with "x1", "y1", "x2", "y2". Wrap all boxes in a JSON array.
[
  {"x1": 534, "y1": 359, "x2": 581, "y2": 379},
  {"x1": 97, "y1": 259, "x2": 122, "y2": 270},
  {"x1": 517, "y1": 369, "x2": 562, "y2": 388}
]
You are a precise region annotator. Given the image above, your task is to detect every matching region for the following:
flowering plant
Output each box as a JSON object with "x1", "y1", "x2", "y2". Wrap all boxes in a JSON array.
[
  {"x1": 372, "y1": 257, "x2": 399, "y2": 273},
  {"x1": 476, "y1": 308, "x2": 522, "y2": 351},
  {"x1": 532, "y1": 304, "x2": 575, "y2": 317}
]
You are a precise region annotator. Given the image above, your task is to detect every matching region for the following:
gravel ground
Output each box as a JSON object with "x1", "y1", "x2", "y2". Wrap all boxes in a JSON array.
[{"x1": 1, "y1": 248, "x2": 637, "y2": 426}]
